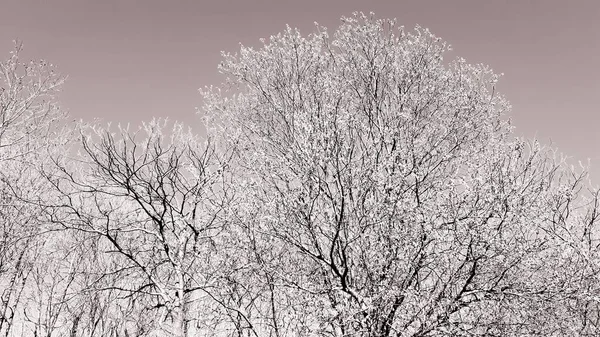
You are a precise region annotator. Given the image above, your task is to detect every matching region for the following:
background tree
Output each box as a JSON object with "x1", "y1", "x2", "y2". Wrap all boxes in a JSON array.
[
  {"x1": 0, "y1": 43, "x2": 71, "y2": 337},
  {"x1": 201, "y1": 12, "x2": 600, "y2": 336}
]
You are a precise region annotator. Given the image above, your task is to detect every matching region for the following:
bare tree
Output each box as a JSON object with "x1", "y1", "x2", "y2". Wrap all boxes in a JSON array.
[
  {"x1": 201, "y1": 13, "x2": 600, "y2": 336},
  {"x1": 44, "y1": 119, "x2": 239, "y2": 336},
  {"x1": 0, "y1": 43, "x2": 70, "y2": 337}
]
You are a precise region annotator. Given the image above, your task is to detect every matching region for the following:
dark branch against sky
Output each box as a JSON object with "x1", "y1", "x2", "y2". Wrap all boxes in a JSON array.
[{"x1": 1, "y1": 0, "x2": 599, "y2": 180}]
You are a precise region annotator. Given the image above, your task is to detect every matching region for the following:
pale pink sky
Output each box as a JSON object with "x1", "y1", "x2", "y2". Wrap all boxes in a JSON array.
[{"x1": 1, "y1": 0, "x2": 599, "y2": 180}]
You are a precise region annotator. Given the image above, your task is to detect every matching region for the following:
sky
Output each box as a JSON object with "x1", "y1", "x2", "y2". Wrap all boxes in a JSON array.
[{"x1": 1, "y1": 0, "x2": 599, "y2": 181}]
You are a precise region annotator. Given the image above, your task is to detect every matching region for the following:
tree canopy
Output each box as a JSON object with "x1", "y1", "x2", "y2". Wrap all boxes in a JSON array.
[{"x1": 2, "y1": 13, "x2": 600, "y2": 337}]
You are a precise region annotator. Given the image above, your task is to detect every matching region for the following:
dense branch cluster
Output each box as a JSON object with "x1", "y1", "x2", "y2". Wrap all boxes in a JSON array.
[{"x1": 2, "y1": 14, "x2": 600, "y2": 337}]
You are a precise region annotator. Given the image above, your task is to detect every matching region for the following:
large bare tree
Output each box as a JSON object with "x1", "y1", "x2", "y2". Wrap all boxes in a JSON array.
[{"x1": 201, "y1": 13, "x2": 600, "y2": 336}]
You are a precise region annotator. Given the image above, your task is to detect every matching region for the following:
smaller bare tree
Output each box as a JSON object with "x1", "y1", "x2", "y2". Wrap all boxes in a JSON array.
[{"x1": 44, "y1": 119, "x2": 238, "y2": 336}]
